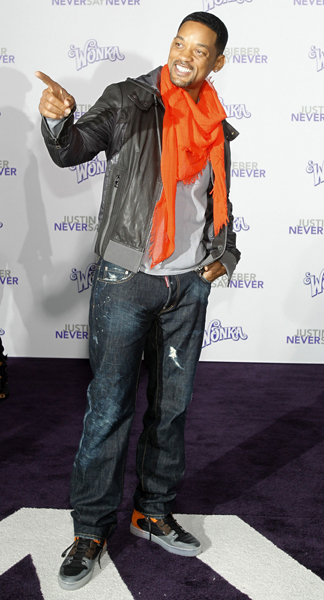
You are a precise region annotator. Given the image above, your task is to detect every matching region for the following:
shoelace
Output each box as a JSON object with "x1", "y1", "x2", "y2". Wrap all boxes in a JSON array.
[
  {"x1": 61, "y1": 539, "x2": 104, "y2": 569},
  {"x1": 163, "y1": 515, "x2": 186, "y2": 536},
  {"x1": 146, "y1": 514, "x2": 185, "y2": 541}
]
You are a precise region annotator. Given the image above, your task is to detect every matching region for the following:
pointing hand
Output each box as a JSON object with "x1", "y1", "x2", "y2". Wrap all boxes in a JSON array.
[{"x1": 35, "y1": 71, "x2": 75, "y2": 119}]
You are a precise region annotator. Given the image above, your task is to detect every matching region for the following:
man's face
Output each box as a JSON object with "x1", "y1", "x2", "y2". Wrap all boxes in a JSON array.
[{"x1": 168, "y1": 21, "x2": 225, "y2": 102}]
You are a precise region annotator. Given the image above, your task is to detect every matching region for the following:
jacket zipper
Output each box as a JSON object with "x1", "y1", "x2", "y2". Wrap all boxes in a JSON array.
[
  {"x1": 99, "y1": 174, "x2": 121, "y2": 256},
  {"x1": 137, "y1": 97, "x2": 163, "y2": 271}
]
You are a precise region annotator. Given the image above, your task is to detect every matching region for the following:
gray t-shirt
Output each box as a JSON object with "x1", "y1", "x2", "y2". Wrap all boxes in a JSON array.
[{"x1": 141, "y1": 163, "x2": 211, "y2": 275}]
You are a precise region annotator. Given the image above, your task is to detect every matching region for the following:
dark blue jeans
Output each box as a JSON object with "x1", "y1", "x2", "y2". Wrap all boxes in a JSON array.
[{"x1": 71, "y1": 258, "x2": 211, "y2": 541}]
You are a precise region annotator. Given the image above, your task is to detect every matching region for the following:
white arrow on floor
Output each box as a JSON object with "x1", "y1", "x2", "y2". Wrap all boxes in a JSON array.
[
  {"x1": 1, "y1": 509, "x2": 324, "y2": 600},
  {"x1": 181, "y1": 514, "x2": 324, "y2": 600},
  {"x1": 0, "y1": 508, "x2": 134, "y2": 600}
]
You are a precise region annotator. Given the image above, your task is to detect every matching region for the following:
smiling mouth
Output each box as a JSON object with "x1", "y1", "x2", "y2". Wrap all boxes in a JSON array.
[{"x1": 174, "y1": 63, "x2": 192, "y2": 75}]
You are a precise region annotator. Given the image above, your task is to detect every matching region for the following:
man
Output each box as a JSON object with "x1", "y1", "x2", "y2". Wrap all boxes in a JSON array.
[{"x1": 37, "y1": 11, "x2": 240, "y2": 591}]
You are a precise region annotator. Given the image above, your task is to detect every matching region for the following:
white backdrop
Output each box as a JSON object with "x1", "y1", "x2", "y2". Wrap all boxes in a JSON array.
[{"x1": 0, "y1": 0, "x2": 323, "y2": 363}]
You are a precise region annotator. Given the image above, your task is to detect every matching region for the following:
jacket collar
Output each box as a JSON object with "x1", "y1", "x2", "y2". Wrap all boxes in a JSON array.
[{"x1": 127, "y1": 66, "x2": 162, "y2": 110}]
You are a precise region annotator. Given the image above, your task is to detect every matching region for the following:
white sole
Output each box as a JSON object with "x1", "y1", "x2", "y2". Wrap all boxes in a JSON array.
[{"x1": 58, "y1": 567, "x2": 94, "y2": 591}]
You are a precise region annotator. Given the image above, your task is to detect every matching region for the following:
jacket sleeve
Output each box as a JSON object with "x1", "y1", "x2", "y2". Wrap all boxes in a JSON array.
[
  {"x1": 40, "y1": 83, "x2": 123, "y2": 168},
  {"x1": 218, "y1": 120, "x2": 241, "y2": 279},
  {"x1": 219, "y1": 196, "x2": 241, "y2": 279}
]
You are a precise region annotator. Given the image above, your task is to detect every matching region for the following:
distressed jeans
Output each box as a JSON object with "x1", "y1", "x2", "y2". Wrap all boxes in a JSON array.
[{"x1": 70, "y1": 258, "x2": 211, "y2": 541}]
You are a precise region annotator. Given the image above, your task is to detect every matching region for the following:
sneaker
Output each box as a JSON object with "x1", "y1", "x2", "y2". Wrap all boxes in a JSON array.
[
  {"x1": 130, "y1": 510, "x2": 201, "y2": 557},
  {"x1": 58, "y1": 537, "x2": 105, "y2": 591}
]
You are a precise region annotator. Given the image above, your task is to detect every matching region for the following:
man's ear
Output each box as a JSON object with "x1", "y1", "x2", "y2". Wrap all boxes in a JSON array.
[{"x1": 213, "y1": 54, "x2": 226, "y2": 73}]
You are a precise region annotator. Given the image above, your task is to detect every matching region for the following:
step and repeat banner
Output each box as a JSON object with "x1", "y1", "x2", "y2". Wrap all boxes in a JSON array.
[{"x1": 0, "y1": 0, "x2": 323, "y2": 362}]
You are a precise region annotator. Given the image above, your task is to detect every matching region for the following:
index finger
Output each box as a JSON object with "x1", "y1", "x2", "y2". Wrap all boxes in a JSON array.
[{"x1": 35, "y1": 71, "x2": 59, "y2": 92}]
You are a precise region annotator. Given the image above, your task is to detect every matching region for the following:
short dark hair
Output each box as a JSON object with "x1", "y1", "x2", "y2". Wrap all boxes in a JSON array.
[{"x1": 178, "y1": 12, "x2": 228, "y2": 56}]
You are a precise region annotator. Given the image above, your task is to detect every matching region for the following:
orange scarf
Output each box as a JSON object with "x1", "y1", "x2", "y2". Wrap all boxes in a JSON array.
[{"x1": 149, "y1": 64, "x2": 228, "y2": 268}]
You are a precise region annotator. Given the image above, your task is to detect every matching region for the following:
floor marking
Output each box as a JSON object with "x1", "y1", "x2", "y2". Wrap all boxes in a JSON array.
[
  {"x1": 179, "y1": 514, "x2": 324, "y2": 600},
  {"x1": 0, "y1": 508, "x2": 134, "y2": 599},
  {"x1": 1, "y1": 510, "x2": 324, "y2": 600}
]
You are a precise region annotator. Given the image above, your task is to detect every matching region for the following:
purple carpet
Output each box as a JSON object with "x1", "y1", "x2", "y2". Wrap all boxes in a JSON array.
[{"x1": 1, "y1": 358, "x2": 324, "y2": 599}]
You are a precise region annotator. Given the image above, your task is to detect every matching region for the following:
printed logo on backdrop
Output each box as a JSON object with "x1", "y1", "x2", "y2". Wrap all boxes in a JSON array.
[
  {"x1": 74, "y1": 104, "x2": 92, "y2": 120},
  {"x1": 70, "y1": 156, "x2": 106, "y2": 183},
  {"x1": 287, "y1": 328, "x2": 324, "y2": 345},
  {"x1": 292, "y1": 105, "x2": 324, "y2": 122},
  {"x1": 203, "y1": 0, "x2": 252, "y2": 11},
  {"x1": 289, "y1": 219, "x2": 324, "y2": 235},
  {"x1": 54, "y1": 216, "x2": 99, "y2": 232},
  {"x1": 232, "y1": 162, "x2": 265, "y2": 178},
  {"x1": 309, "y1": 46, "x2": 324, "y2": 72},
  {"x1": 68, "y1": 39, "x2": 124, "y2": 71},
  {"x1": 294, "y1": 0, "x2": 324, "y2": 4},
  {"x1": 0, "y1": 222, "x2": 3, "y2": 228},
  {"x1": 0, "y1": 329, "x2": 5, "y2": 336},
  {"x1": 202, "y1": 319, "x2": 248, "y2": 348},
  {"x1": 306, "y1": 160, "x2": 324, "y2": 186},
  {"x1": 212, "y1": 272, "x2": 264, "y2": 288},
  {"x1": 0, "y1": 270, "x2": 18, "y2": 285},
  {"x1": 53, "y1": 0, "x2": 140, "y2": 6},
  {"x1": 219, "y1": 97, "x2": 251, "y2": 119},
  {"x1": 56, "y1": 324, "x2": 89, "y2": 340},
  {"x1": 304, "y1": 269, "x2": 324, "y2": 298},
  {"x1": 0, "y1": 48, "x2": 15, "y2": 64},
  {"x1": 225, "y1": 47, "x2": 268, "y2": 65},
  {"x1": 70, "y1": 263, "x2": 96, "y2": 293},
  {"x1": 0, "y1": 161, "x2": 17, "y2": 176},
  {"x1": 233, "y1": 217, "x2": 250, "y2": 232}
]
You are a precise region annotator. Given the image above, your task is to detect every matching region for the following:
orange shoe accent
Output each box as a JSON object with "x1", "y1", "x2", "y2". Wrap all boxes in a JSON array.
[
  {"x1": 132, "y1": 509, "x2": 145, "y2": 529},
  {"x1": 132, "y1": 509, "x2": 159, "y2": 528}
]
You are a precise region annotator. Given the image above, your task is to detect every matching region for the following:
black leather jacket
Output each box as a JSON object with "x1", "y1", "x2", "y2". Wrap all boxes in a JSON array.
[{"x1": 41, "y1": 66, "x2": 241, "y2": 276}]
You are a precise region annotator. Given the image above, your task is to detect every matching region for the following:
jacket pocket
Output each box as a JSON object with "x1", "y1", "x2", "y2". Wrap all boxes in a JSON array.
[{"x1": 99, "y1": 167, "x2": 127, "y2": 254}]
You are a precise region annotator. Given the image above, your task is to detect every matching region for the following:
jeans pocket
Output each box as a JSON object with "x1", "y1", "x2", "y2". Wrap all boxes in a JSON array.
[
  {"x1": 195, "y1": 269, "x2": 212, "y2": 286},
  {"x1": 98, "y1": 261, "x2": 135, "y2": 284}
]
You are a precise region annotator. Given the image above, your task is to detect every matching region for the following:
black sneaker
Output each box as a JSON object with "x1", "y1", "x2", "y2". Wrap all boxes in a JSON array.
[
  {"x1": 58, "y1": 537, "x2": 105, "y2": 591},
  {"x1": 130, "y1": 510, "x2": 201, "y2": 556}
]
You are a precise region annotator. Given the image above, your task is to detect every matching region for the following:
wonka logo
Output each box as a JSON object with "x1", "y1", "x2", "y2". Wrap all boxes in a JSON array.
[
  {"x1": 306, "y1": 161, "x2": 324, "y2": 186},
  {"x1": 219, "y1": 97, "x2": 251, "y2": 119},
  {"x1": 233, "y1": 217, "x2": 250, "y2": 232},
  {"x1": 70, "y1": 263, "x2": 96, "y2": 292},
  {"x1": 0, "y1": 222, "x2": 3, "y2": 228},
  {"x1": 202, "y1": 319, "x2": 248, "y2": 348},
  {"x1": 0, "y1": 328, "x2": 4, "y2": 336},
  {"x1": 203, "y1": 0, "x2": 252, "y2": 10},
  {"x1": 304, "y1": 270, "x2": 324, "y2": 298},
  {"x1": 309, "y1": 46, "x2": 324, "y2": 72},
  {"x1": 70, "y1": 156, "x2": 107, "y2": 183},
  {"x1": 68, "y1": 39, "x2": 124, "y2": 70}
]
